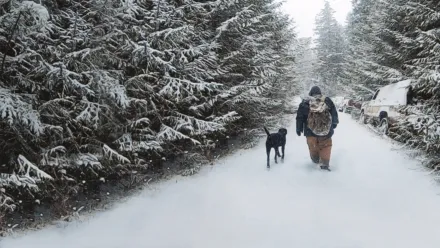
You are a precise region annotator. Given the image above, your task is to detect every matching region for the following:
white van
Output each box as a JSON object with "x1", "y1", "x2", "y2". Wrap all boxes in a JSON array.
[{"x1": 359, "y1": 79, "x2": 414, "y2": 133}]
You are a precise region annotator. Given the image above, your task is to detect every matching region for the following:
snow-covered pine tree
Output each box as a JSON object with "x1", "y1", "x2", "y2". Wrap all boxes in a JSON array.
[
  {"x1": 0, "y1": 0, "x2": 299, "y2": 222},
  {"x1": 313, "y1": 1, "x2": 347, "y2": 96},
  {"x1": 120, "y1": 0, "x2": 237, "y2": 158},
  {"x1": 209, "y1": 0, "x2": 296, "y2": 136},
  {"x1": 379, "y1": 0, "x2": 440, "y2": 164},
  {"x1": 0, "y1": 0, "x2": 139, "y2": 216},
  {"x1": 267, "y1": 11, "x2": 298, "y2": 114},
  {"x1": 344, "y1": 0, "x2": 423, "y2": 98},
  {"x1": 344, "y1": 0, "x2": 385, "y2": 98},
  {"x1": 0, "y1": 0, "x2": 55, "y2": 198},
  {"x1": 345, "y1": 0, "x2": 440, "y2": 169},
  {"x1": 293, "y1": 37, "x2": 318, "y2": 96}
]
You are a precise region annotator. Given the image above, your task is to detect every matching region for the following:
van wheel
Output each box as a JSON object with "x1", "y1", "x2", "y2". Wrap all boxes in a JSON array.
[{"x1": 378, "y1": 118, "x2": 389, "y2": 135}]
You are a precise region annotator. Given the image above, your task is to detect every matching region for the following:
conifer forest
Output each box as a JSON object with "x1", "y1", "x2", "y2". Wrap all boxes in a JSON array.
[
  {"x1": 2, "y1": 0, "x2": 440, "y2": 236},
  {"x1": 0, "y1": 0, "x2": 297, "y2": 229}
]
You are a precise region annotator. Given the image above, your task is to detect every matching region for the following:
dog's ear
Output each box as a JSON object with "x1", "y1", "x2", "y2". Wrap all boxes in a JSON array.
[{"x1": 279, "y1": 128, "x2": 287, "y2": 135}]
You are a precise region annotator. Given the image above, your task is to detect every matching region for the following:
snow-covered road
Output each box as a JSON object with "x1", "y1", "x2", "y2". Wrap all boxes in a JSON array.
[{"x1": 3, "y1": 114, "x2": 440, "y2": 248}]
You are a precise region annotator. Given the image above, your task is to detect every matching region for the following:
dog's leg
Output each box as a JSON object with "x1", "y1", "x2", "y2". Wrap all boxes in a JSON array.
[
  {"x1": 276, "y1": 146, "x2": 281, "y2": 157},
  {"x1": 274, "y1": 147, "x2": 278, "y2": 164},
  {"x1": 266, "y1": 145, "x2": 271, "y2": 168},
  {"x1": 281, "y1": 145, "x2": 285, "y2": 160}
]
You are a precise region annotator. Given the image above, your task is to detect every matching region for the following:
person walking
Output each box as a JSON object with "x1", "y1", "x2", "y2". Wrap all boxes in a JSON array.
[{"x1": 296, "y1": 86, "x2": 339, "y2": 170}]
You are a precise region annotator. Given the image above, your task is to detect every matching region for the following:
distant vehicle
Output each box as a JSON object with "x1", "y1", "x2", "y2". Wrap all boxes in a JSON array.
[
  {"x1": 339, "y1": 99, "x2": 362, "y2": 113},
  {"x1": 330, "y1": 96, "x2": 348, "y2": 112},
  {"x1": 340, "y1": 99, "x2": 351, "y2": 113},
  {"x1": 359, "y1": 79, "x2": 414, "y2": 134},
  {"x1": 332, "y1": 96, "x2": 345, "y2": 108}
]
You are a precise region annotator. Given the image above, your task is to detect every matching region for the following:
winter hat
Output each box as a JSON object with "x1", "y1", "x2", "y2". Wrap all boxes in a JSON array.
[{"x1": 309, "y1": 86, "x2": 322, "y2": 96}]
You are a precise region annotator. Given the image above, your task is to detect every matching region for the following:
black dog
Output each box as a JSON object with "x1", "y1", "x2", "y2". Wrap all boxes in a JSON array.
[{"x1": 264, "y1": 127, "x2": 287, "y2": 168}]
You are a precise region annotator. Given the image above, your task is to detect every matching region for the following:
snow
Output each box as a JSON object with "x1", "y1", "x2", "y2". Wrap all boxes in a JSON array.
[
  {"x1": 292, "y1": 95, "x2": 302, "y2": 106},
  {"x1": 3, "y1": 114, "x2": 440, "y2": 247},
  {"x1": 0, "y1": 88, "x2": 43, "y2": 135},
  {"x1": 373, "y1": 79, "x2": 412, "y2": 106},
  {"x1": 332, "y1": 96, "x2": 345, "y2": 107},
  {"x1": 20, "y1": 1, "x2": 50, "y2": 25}
]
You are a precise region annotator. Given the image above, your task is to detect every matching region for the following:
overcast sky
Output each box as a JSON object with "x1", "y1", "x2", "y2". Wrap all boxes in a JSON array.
[{"x1": 281, "y1": 0, "x2": 352, "y2": 38}]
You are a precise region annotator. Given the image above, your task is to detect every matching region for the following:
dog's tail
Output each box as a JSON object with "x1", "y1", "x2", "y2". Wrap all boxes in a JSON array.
[{"x1": 263, "y1": 126, "x2": 270, "y2": 136}]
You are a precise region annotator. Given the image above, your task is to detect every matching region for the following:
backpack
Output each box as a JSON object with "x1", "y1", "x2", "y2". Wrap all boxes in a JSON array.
[{"x1": 307, "y1": 95, "x2": 332, "y2": 136}]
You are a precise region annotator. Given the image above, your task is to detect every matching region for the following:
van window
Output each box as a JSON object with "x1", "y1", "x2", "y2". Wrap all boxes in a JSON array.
[{"x1": 372, "y1": 90, "x2": 380, "y2": 100}]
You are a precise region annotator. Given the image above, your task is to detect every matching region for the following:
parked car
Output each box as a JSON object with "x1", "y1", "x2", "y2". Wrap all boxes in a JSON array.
[
  {"x1": 332, "y1": 96, "x2": 345, "y2": 109},
  {"x1": 340, "y1": 99, "x2": 352, "y2": 113},
  {"x1": 339, "y1": 99, "x2": 362, "y2": 113},
  {"x1": 359, "y1": 79, "x2": 413, "y2": 134},
  {"x1": 338, "y1": 99, "x2": 346, "y2": 112}
]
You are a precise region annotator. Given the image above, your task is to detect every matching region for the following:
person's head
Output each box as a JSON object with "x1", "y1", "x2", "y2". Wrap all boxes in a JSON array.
[{"x1": 309, "y1": 86, "x2": 322, "y2": 96}]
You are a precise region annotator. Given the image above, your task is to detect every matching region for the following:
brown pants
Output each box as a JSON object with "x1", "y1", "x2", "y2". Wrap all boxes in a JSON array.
[{"x1": 306, "y1": 136, "x2": 332, "y2": 166}]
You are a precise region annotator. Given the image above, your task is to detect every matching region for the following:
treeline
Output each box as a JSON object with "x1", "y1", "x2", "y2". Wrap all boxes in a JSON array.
[
  {"x1": 344, "y1": 0, "x2": 440, "y2": 168},
  {"x1": 0, "y1": 0, "x2": 297, "y2": 226}
]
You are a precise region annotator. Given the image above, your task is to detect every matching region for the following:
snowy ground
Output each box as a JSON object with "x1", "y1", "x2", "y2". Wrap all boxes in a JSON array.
[{"x1": 3, "y1": 114, "x2": 440, "y2": 248}]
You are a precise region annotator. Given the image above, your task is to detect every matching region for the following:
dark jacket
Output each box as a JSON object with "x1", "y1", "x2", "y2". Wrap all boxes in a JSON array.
[{"x1": 296, "y1": 96, "x2": 339, "y2": 138}]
